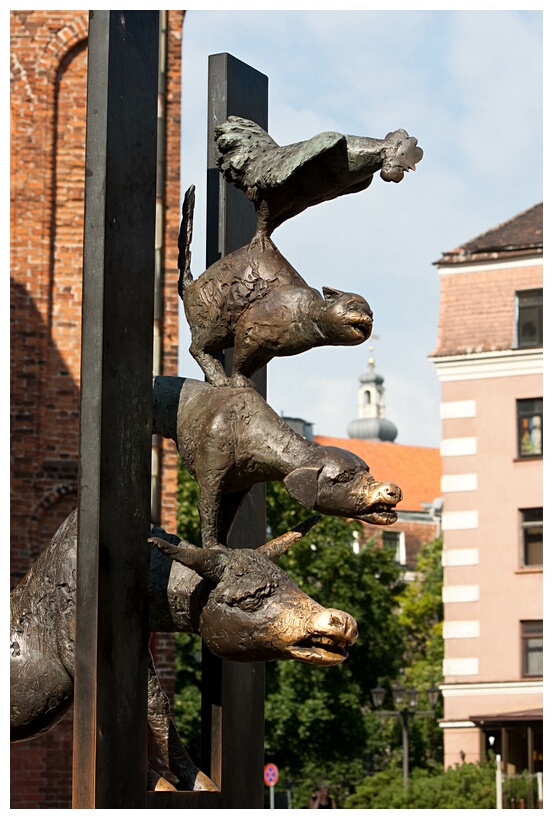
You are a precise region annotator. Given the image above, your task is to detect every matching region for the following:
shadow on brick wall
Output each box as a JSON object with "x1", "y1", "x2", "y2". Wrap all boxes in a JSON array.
[{"x1": 11, "y1": 278, "x2": 79, "y2": 808}]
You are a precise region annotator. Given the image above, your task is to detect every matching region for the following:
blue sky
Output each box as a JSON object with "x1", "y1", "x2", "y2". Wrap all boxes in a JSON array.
[{"x1": 178, "y1": 7, "x2": 543, "y2": 448}]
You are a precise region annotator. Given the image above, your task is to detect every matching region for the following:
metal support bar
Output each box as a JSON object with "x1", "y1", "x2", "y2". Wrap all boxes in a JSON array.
[
  {"x1": 376, "y1": 709, "x2": 435, "y2": 789},
  {"x1": 73, "y1": 11, "x2": 159, "y2": 808},
  {"x1": 201, "y1": 52, "x2": 269, "y2": 809}
]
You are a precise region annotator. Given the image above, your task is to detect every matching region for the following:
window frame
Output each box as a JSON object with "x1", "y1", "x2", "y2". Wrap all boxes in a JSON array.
[
  {"x1": 520, "y1": 508, "x2": 543, "y2": 568},
  {"x1": 515, "y1": 288, "x2": 543, "y2": 349},
  {"x1": 516, "y1": 398, "x2": 542, "y2": 459},
  {"x1": 382, "y1": 529, "x2": 406, "y2": 565},
  {"x1": 521, "y1": 620, "x2": 543, "y2": 678}
]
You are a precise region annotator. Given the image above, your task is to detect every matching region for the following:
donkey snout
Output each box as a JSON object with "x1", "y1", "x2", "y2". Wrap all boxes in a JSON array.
[{"x1": 311, "y1": 608, "x2": 358, "y2": 645}]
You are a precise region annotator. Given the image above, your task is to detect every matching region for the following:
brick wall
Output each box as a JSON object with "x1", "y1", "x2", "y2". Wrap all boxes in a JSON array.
[
  {"x1": 10, "y1": 10, "x2": 183, "y2": 807},
  {"x1": 360, "y1": 519, "x2": 439, "y2": 568},
  {"x1": 433, "y1": 265, "x2": 542, "y2": 357}
]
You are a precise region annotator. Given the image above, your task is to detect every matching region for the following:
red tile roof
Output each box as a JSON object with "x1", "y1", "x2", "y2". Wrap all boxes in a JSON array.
[
  {"x1": 436, "y1": 203, "x2": 542, "y2": 266},
  {"x1": 314, "y1": 436, "x2": 442, "y2": 513}
]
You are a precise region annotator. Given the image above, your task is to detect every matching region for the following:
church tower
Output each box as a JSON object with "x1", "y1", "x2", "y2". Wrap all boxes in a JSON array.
[{"x1": 347, "y1": 349, "x2": 398, "y2": 442}]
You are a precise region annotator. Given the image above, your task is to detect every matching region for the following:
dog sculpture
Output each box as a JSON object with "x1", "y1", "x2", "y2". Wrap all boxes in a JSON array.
[
  {"x1": 11, "y1": 510, "x2": 357, "y2": 789},
  {"x1": 153, "y1": 376, "x2": 402, "y2": 550},
  {"x1": 178, "y1": 188, "x2": 373, "y2": 387}
]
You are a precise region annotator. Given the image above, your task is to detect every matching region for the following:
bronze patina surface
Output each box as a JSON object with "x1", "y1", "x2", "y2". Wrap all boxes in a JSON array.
[
  {"x1": 11, "y1": 510, "x2": 356, "y2": 789},
  {"x1": 153, "y1": 375, "x2": 402, "y2": 550},
  {"x1": 179, "y1": 115, "x2": 422, "y2": 388},
  {"x1": 180, "y1": 191, "x2": 373, "y2": 387},
  {"x1": 215, "y1": 116, "x2": 423, "y2": 237}
]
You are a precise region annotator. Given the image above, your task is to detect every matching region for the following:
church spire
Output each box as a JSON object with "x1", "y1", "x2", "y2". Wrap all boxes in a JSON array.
[{"x1": 347, "y1": 348, "x2": 398, "y2": 441}]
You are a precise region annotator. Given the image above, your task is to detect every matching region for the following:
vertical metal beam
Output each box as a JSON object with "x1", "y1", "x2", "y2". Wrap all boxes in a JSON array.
[
  {"x1": 73, "y1": 11, "x2": 159, "y2": 808},
  {"x1": 201, "y1": 53, "x2": 268, "y2": 809}
]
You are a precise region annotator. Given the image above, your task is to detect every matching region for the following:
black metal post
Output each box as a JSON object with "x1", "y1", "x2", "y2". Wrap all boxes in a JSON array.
[
  {"x1": 399, "y1": 710, "x2": 409, "y2": 788},
  {"x1": 73, "y1": 11, "x2": 159, "y2": 808},
  {"x1": 200, "y1": 52, "x2": 268, "y2": 809},
  {"x1": 373, "y1": 701, "x2": 437, "y2": 789}
]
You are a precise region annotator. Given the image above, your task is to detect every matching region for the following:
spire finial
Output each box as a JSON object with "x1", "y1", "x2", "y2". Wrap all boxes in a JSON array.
[{"x1": 347, "y1": 336, "x2": 397, "y2": 442}]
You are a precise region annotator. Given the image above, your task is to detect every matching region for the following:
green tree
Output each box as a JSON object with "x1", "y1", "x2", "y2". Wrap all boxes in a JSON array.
[
  {"x1": 397, "y1": 535, "x2": 444, "y2": 690},
  {"x1": 176, "y1": 460, "x2": 201, "y2": 547},
  {"x1": 381, "y1": 535, "x2": 444, "y2": 772},
  {"x1": 173, "y1": 463, "x2": 203, "y2": 757},
  {"x1": 344, "y1": 761, "x2": 497, "y2": 809}
]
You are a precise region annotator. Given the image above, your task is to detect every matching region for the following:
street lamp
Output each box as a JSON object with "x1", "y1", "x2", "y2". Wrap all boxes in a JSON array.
[{"x1": 370, "y1": 684, "x2": 441, "y2": 788}]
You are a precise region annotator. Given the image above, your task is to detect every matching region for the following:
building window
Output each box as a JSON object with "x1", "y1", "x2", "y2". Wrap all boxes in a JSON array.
[
  {"x1": 516, "y1": 289, "x2": 542, "y2": 348},
  {"x1": 517, "y1": 398, "x2": 542, "y2": 457},
  {"x1": 521, "y1": 621, "x2": 543, "y2": 677},
  {"x1": 382, "y1": 530, "x2": 406, "y2": 565},
  {"x1": 521, "y1": 508, "x2": 542, "y2": 567}
]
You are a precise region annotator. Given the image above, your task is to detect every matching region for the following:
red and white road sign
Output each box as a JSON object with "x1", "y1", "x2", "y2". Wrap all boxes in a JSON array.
[{"x1": 264, "y1": 763, "x2": 279, "y2": 787}]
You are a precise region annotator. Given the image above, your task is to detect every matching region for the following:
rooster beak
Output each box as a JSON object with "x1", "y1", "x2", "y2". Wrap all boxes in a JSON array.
[{"x1": 408, "y1": 165, "x2": 416, "y2": 171}]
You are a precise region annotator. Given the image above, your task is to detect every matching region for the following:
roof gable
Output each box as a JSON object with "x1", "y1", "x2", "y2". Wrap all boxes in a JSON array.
[{"x1": 436, "y1": 203, "x2": 542, "y2": 266}]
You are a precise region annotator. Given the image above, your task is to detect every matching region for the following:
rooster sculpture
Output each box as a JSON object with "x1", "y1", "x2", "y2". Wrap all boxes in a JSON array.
[{"x1": 214, "y1": 116, "x2": 423, "y2": 237}]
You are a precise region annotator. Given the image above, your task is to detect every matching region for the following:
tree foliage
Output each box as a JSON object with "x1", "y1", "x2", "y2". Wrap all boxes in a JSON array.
[
  {"x1": 381, "y1": 535, "x2": 445, "y2": 772},
  {"x1": 176, "y1": 460, "x2": 201, "y2": 547},
  {"x1": 344, "y1": 761, "x2": 497, "y2": 809},
  {"x1": 396, "y1": 534, "x2": 444, "y2": 691},
  {"x1": 173, "y1": 463, "x2": 203, "y2": 757},
  {"x1": 173, "y1": 632, "x2": 203, "y2": 764}
]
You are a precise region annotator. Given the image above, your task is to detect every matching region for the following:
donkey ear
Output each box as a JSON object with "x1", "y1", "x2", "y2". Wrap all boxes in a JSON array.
[
  {"x1": 322, "y1": 286, "x2": 344, "y2": 302},
  {"x1": 283, "y1": 466, "x2": 321, "y2": 511},
  {"x1": 148, "y1": 537, "x2": 227, "y2": 583}
]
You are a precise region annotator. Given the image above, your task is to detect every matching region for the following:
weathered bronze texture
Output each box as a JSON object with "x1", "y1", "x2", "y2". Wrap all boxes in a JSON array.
[
  {"x1": 179, "y1": 116, "x2": 422, "y2": 388},
  {"x1": 179, "y1": 188, "x2": 373, "y2": 386},
  {"x1": 10, "y1": 509, "x2": 356, "y2": 788},
  {"x1": 148, "y1": 518, "x2": 357, "y2": 665},
  {"x1": 215, "y1": 116, "x2": 423, "y2": 237},
  {"x1": 153, "y1": 375, "x2": 402, "y2": 550}
]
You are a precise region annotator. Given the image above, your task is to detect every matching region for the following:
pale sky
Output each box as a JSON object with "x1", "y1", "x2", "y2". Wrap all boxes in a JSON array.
[{"x1": 178, "y1": 6, "x2": 543, "y2": 448}]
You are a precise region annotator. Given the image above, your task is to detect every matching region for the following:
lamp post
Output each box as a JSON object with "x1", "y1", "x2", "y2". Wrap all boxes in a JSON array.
[
  {"x1": 488, "y1": 736, "x2": 503, "y2": 810},
  {"x1": 370, "y1": 684, "x2": 440, "y2": 788}
]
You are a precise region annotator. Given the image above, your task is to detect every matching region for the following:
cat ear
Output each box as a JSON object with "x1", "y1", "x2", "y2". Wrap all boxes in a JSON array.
[{"x1": 322, "y1": 286, "x2": 344, "y2": 302}]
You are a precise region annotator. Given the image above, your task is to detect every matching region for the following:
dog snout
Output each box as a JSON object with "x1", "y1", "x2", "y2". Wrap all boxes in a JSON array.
[{"x1": 383, "y1": 483, "x2": 402, "y2": 504}]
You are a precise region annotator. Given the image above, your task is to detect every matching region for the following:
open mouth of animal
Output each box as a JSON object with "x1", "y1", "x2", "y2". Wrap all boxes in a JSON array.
[
  {"x1": 347, "y1": 318, "x2": 373, "y2": 340},
  {"x1": 359, "y1": 504, "x2": 398, "y2": 524},
  {"x1": 289, "y1": 635, "x2": 351, "y2": 666}
]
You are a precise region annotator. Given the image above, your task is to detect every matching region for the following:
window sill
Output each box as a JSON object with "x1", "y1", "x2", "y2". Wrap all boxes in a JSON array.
[
  {"x1": 515, "y1": 567, "x2": 543, "y2": 575},
  {"x1": 513, "y1": 456, "x2": 543, "y2": 463}
]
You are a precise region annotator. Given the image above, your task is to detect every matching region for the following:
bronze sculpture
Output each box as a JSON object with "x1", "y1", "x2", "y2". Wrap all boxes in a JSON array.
[
  {"x1": 153, "y1": 375, "x2": 402, "y2": 550},
  {"x1": 179, "y1": 188, "x2": 373, "y2": 387},
  {"x1": 215, "y1": 116, "x2": 423, "y2": 237},
  {"x1": 169, "y1": 116, "x2": 421, "y2": 546},
  {"x1": 179, "y1": 115, "x2": 422, "y2": 387},
  {"x1": 12, "y1": 107, "x2": 421, "y2": 795},
  {"x1": 11, "y1": 510, "x2": 357, "y2": 789}
]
